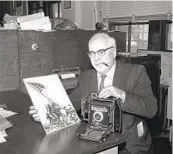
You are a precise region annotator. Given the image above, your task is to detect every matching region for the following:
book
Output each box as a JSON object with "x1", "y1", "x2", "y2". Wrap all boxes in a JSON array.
[
  {"x1": 20, "y1": 16, "x2": 51, "y2": 30},
  {"x1": 23, "y1": 74, "x2": 81, "y2": 134},
  {"x1": 17, "y1": 12, "x2": 45, "y2": 23},
  {"x1": 0, "y1": 115, "x2": 12, "y2": 131}
]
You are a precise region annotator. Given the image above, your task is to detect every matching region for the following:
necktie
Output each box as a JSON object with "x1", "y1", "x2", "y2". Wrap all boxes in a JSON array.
[{"x1": 98, "y1": 75, "x2": 106, "y2": 93}]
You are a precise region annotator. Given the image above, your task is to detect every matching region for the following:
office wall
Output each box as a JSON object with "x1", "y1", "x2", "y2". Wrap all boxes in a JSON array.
[
  {"x1": 80, "y1": 1, "x2": 95, "y2": 30},
  {"x1": 61, "y1": 1, "x2": 76, "y2": 26},
  {"x1": 61, "y1": 1, "x2": 95, "y2": 30}
]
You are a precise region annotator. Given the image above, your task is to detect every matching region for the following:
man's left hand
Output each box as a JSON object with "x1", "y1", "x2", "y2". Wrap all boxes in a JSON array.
[{"x1": 98, "y1": 86, "x2": 126, "y2": 102}]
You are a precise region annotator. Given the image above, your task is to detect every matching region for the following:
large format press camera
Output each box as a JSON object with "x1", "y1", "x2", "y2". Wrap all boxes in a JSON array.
[{"x1": 77, "y1": 93, "x2": 122, "y2": 143}]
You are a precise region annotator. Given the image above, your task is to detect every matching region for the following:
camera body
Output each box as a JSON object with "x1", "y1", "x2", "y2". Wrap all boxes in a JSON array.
[{"x1": 78, "y1": 93, "x2": 122, "y2": 142}]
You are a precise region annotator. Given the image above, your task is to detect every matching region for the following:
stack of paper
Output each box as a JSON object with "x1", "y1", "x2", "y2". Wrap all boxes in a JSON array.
[
  {"x1": 3, "y1": 13, "x2": 19, "y2": 29},
  {"x1": 0, "y1": 115, "x2": 12, "y2": 143},
  {"x1": 17, "y1": 12, "x2": 52, "y2": 31},
  {"x1": 0, "y1": 100, "x2": 17, "y2": 143},
  {"x1": 0, "y1": 115, "x2": 12, "y2": 131},
  {"x1": 17, "y1": 12, "x2": 45, "y2": 23}
]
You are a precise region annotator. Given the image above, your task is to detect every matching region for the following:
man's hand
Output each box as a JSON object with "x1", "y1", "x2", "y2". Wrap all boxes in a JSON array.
[
  {"x1": 98, "y1": 86, "x2": 126, "y2": 102},
  {"x1": 29, "y1": 106, "x2": 40, "y2": 122}
]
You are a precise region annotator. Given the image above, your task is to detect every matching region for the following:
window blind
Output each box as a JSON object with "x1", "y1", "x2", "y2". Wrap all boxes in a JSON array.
[{"x1": 101, "y1": 1, "x2": 172, "y2": 22}]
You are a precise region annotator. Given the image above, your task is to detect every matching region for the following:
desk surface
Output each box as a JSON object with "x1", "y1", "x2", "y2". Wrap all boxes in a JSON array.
[{"x1": 0, "y1": 90, "x2": 126, "y2": 154}]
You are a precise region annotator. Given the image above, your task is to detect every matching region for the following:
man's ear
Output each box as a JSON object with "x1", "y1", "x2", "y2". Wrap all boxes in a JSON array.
[
  {"x1": 87, "y1": 54, "x2": 91, "y2": 59},
  {"x1": 112, "y1": 49, "x2": 117, "y2": 58}
]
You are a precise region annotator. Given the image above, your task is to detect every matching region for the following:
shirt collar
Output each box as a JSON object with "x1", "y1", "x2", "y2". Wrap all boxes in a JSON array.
[{"x1": 97, "y1": 61, "x2": 116, "y2": 80}]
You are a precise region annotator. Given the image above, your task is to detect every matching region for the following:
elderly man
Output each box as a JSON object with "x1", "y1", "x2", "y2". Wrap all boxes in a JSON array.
[{"x1": 29, "y1": 33, "x2": 157, "y2": 154}]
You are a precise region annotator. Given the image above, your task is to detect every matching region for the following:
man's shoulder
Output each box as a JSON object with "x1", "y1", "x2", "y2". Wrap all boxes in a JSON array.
[
  {"x1": 80, "y1": 69, "x2": 96, "y2": 78},
  {"x1": 117, "y1": 61, "x2": 145, "y2": 72}
]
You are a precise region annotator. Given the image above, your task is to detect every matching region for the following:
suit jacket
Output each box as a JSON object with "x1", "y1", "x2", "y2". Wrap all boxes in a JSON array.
[{"x1": 69, "y1": 61, "x2": 158, "y2": 154}]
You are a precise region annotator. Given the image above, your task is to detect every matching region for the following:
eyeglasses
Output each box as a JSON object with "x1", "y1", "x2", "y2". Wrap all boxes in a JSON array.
[{"x1": 87, "y1": 46, "x2": 113, "y2": 58}]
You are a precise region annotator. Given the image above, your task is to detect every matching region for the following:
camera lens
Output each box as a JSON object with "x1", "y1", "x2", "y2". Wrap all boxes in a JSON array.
[
  {"x1": 93, "y1": 111, "x2": 103, "y2": 122},
  {"x1": 95, "y1": 114, "x2": 101, "y2": 120}
]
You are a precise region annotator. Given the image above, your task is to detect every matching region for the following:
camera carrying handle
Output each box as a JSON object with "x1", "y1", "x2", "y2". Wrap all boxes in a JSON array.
[{"x1": 111, "y1": 97, "x2": 122, "y2": 133}]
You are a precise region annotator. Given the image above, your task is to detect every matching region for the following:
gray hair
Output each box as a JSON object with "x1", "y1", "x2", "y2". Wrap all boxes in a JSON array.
[{"x1": 88, "y1": 33, "x2": 116, "y2": 49}]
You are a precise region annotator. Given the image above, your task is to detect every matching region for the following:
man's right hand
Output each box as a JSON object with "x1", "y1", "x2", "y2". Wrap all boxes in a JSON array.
[{"x1": 29, "y1": 106, "x2": 40, "y2": 122}]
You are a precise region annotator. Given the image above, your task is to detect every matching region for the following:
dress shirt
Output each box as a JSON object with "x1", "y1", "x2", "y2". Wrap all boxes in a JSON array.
[
  {"x1": 97, "y1": 62, "x2": 116, "y2": 90},
  {"x1": 97, "y1": 62, "x2": 126, "y2": 103}
]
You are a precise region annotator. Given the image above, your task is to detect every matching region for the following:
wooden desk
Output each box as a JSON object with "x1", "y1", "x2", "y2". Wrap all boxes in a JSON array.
[{"x1": 0, "y1": 90, "x2": 126, "y2": 154}]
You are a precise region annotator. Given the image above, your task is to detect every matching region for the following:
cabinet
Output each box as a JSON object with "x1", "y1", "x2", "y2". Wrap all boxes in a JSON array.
[
  {"x1": 0, "y1": 30, "x2": 126, "y2": 92},
  {"x1": 148, "y1": 20, "x2": 169, "y2": 51},
  {"x1": 18, "y1": 30, "x2": 55, "y2": 91},
  {"x1": 0, "y1": 30, "x2": 19, "y2": 91}
]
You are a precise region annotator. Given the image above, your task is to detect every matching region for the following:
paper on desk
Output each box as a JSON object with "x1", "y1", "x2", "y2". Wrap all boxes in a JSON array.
[
  {"x1": 0, "y1": 115, "x2": 12, "y2": 131},
  {"x1": 0, "y1": 131, "x2": 6, "y2": 143},
  {"x1": 0, "y1": 130, "x2": 7, "y2": 137},
  {"x1": 0, "y1": 108, "x2": 17, "y2": 118}
]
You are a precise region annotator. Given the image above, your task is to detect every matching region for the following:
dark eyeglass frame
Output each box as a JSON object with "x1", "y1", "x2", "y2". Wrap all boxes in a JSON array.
[{"x1": 87, "y1": 46, "x2": 114, "y2": 58}]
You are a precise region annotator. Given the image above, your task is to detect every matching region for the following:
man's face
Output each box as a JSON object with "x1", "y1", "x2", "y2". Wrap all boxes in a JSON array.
[{"x1": 88, "y1": 37, "x2": 116, "y2": 74}]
